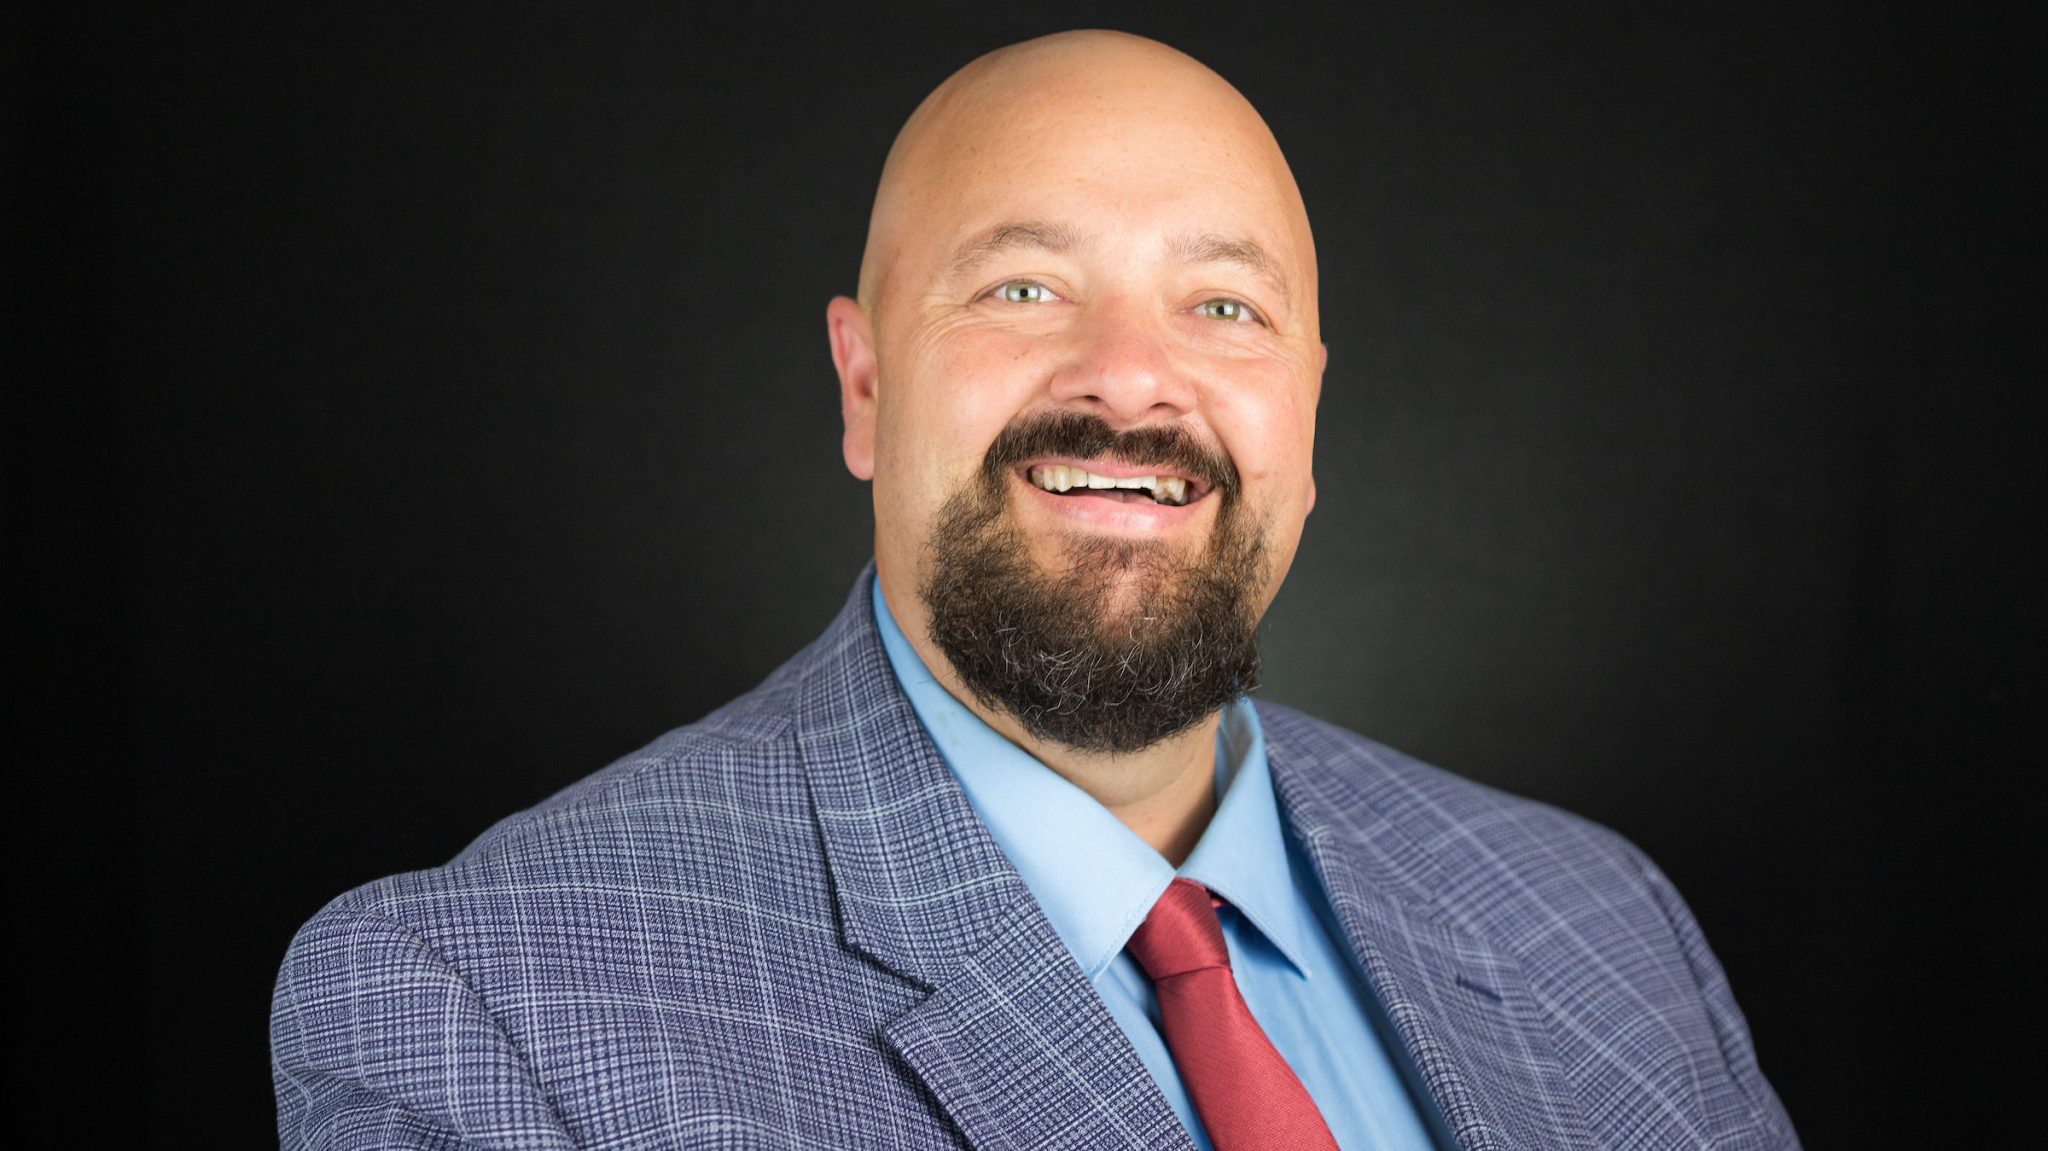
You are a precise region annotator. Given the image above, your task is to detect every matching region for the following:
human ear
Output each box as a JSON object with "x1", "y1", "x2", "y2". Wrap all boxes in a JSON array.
[
  {"x1": 1305, "y1": 342, "x2": 1327, "y2": 515},
  {"x1": 827, "y1": 296, "x2": 879, "y2": 481}
]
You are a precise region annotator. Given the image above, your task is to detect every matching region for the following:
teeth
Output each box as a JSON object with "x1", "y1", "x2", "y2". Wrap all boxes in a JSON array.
[{"x1": 1026, "y1": 465, "x2": 1193, "y2": 506}]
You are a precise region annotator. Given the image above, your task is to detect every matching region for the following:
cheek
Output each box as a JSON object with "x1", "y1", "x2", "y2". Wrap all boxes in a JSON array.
[
  {"x1": 877, "y1": 329, "x2": 1047, "y2": 509},
  {"x1": 910, "y1": 331, "x2": 1047, "y2": 446},
  {"x1": 1205, "y1": 371, "x2": 1318, "y2": 502}
]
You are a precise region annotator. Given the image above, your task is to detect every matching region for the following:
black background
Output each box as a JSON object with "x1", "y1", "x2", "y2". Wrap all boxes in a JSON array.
[{"x1": 10, "y1": 3, "x2": 2041, "y2": 1144}]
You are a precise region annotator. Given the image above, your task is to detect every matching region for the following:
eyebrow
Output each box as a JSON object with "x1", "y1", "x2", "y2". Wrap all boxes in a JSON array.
[
  {"x1": 947, "y1": 220, "x2": 1087, "y2": 279},
  {"x1": 1167, "y1": 230, "x2": 1293, "y2": 308}
]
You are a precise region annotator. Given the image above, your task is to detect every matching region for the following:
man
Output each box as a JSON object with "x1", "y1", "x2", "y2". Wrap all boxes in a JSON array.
[{"x1": 272, "y1": 31, "x2": 1798, "y2": 1150}]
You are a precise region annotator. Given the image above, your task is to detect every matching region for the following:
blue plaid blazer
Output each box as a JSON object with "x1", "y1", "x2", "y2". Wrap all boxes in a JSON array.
[{"x1": 272, "y1": 567, "x2": 1798, "y2": 1149}]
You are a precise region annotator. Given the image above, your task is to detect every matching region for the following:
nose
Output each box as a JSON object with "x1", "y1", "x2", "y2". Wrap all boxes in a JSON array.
[{"x1": 1045, "y1": 301, "x2": 1198, "y2": 425}]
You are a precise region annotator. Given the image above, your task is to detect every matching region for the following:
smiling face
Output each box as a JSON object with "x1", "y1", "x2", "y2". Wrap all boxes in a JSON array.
[{"x1": 829, "y1": 32, "x2": 1323, "y2": 752}]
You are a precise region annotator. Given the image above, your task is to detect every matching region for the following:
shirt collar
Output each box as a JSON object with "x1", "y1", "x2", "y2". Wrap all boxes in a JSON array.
[{"x1": 871, "y1": 578, "x2": 1317, "y2": 981}]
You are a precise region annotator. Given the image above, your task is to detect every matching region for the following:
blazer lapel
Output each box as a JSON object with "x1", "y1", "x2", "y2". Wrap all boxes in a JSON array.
[
  {"x1": 1263, "y1": 708, "x2": 1596, "y2": 1151},
  {"x1": 795, "y1": 569, "x2": 1189, "y2": 1151},
  {"x1": 882, "y1": 901, "x2": 1198, "y2": 1151}
]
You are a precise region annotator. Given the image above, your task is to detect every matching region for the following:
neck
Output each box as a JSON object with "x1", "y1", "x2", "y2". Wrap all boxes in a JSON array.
[
  {"x1": 879, "y1": 570, "x2": 1221, "y2": 866},
  {"x1": 1005, "y1": 707, "x2": 1221, "y2": 868}
]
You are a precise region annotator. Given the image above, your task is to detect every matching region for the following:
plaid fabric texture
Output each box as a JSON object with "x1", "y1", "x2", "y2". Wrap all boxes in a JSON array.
[{"x1": 272, "y1": 566, "x2": 1799, "y2": 1149}]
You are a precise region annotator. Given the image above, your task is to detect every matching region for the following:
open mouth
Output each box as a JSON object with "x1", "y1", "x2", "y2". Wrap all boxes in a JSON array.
[{"x1": 1021, "y1": 463, "x2": 1205, "y2": 507}]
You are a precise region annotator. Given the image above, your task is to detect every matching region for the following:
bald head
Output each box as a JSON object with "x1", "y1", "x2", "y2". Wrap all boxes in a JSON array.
[{"x1": 856, "y1": 31, "x2": 1316, "y2": 335}]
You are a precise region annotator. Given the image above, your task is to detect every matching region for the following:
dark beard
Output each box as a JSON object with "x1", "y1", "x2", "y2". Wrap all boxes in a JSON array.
[{"x1": 919, "y1": 411, "x2": 1267, "y2": 755}]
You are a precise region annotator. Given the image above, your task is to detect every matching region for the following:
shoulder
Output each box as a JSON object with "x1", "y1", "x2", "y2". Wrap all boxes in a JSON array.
[
  {"x1": 272, "y1": 654, "x2": 857, "y2": 1115},
  {"x1": 1254, "y1": 698, "x2": 1649, "y2": 884},
  {"x1": 288, "y1": 652, "x2": 830, "y2": 975},
  {"x1": 1257, "y1": 700, "x2": 1799, "y2": 1145},
  {"x1": 1254, "y1": 699, "x2": 1694, "y2": 963},
  {"x1": 269, "y1": 624, "x2": 955, "y2": 1144}
]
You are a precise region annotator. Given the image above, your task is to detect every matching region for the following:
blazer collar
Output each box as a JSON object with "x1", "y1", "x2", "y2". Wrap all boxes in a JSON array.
[
  {"x1": 794, "y1": 563, "x2": 1032, "y2": 988},
  {"x1": 794, "y1": 565, "x2": 1196, "y2": 1150}
]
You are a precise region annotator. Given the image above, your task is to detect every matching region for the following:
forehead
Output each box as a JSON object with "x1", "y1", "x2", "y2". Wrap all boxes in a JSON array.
[
  {"x1": 911, "y1": 98, "x2": 1298, "y2": 251},
  {"x1": 871, "y1": 61, "x2": 1315, "y2": 286}
]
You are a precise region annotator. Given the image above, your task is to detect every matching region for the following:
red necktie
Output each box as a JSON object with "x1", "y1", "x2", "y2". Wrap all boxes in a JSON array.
[{"x1": 1125, "y1": 877, "x2": 1340, "y2": 1151}]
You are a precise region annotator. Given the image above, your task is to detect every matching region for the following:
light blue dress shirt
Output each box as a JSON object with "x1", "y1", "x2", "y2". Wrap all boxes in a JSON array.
[{"x1": 872, "y1": 582, "x2": 1449, "y2": 1151}]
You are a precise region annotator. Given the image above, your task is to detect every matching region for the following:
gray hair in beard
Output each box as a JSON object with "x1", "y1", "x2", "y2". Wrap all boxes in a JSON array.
[{"x1": 919, "y1": 411, "x2": 1267, "y2": 755}]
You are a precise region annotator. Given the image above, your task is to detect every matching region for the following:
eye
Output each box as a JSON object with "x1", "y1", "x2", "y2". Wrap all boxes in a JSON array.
[
  {"x1": 1196, "y1": 297, "x2": 1260, "y2": 324},
  {"x1": 991, "y1": 281, "x2": 1054, "y2": 304}
]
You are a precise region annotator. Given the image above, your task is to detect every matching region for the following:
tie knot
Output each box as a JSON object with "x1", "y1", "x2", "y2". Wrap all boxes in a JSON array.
[{"x1": 1126, "y1": 877, "x2": 1231, "y2": 981}]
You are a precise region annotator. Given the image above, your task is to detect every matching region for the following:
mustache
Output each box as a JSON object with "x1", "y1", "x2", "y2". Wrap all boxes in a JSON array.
[{"x1": 979, "y1": 410, "x2": 1240, "y2": 498}]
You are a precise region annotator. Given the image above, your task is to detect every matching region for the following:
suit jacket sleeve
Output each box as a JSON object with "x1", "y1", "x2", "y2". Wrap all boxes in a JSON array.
[
  {"x1": 270, "y1": 905, "x2": 576, "y2": 1150},
  {"x1": 1625, "y1": 843, "x2": 1800, "y2": 1147}
]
